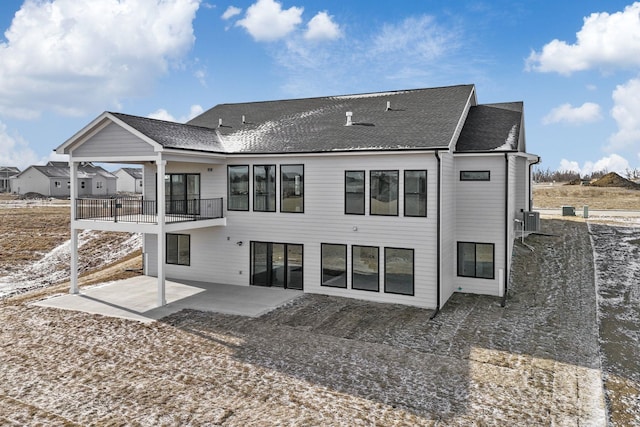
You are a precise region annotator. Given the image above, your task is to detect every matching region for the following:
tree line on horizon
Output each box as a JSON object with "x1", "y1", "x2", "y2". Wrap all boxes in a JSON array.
[{"x1": 533, "y1": 167, "x2": 640, "y2": 183}]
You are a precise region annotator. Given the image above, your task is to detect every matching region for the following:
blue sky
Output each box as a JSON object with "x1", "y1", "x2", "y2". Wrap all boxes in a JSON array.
[{"x1": 1, "y1": 0, "x2": 640, "y2": 176}]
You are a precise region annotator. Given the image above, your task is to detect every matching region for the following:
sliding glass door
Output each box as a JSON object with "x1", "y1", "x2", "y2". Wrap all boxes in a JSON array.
[
  {"x1": 251, "y1": 242, "x2": 303, "y2": 290},
  {"x1": 164, "y1": 173, "x2": 200, "y2": 214}
]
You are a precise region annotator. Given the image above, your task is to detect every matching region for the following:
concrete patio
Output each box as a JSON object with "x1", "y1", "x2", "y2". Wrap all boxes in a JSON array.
[{"x1": 33, "y1": 276, "x2": 303, "y2": 323}]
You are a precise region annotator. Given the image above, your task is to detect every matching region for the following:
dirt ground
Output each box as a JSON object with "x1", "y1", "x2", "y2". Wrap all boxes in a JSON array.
[
  {"x1": 0, "y1": 203, "x2": 142, "y2": 298},
  {"x1": 533, "y1": 184, "x2": 640, "y2": 210},
  {"x1": 3, "y1": 219, "x2": 636, "y2": 425}
]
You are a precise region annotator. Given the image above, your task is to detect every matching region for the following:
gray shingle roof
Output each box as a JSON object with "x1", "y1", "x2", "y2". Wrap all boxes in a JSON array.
[
  {"x1": 119, "y1": 167, "x2": 143, "y2": 180},
  {"x1": 455, "y1": 102, "x2": 523, "y2": 152},
  {"x1": 0, "y1": 166, "x2": 20, "y2": 176},
  {"x1": 186, "y1": 85, "x2": 475, "y2": 153},
  {"x1": 31, "y1": 164, "x2": 116, "y2": 179},
  {"x1": 109, "y1": 86, "x2": 475, "y2": 155},
  {"x1": 110, "y1": 113, "x2": 225, "y2": 152}
]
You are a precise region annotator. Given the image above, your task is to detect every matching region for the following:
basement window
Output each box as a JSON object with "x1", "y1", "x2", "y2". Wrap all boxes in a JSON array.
[
  {"x1": 167, "y1": 233, "x2": 190, "y2": 266},
  {"x1": 457, "y1": 242, "x2": 494, "y2": 279},
  {"x1": 352, "y1": 245, "x2": 379, "y2": 292},
  {"x1": 321, "y1": 243, "x2": 347, "y2": 288}
]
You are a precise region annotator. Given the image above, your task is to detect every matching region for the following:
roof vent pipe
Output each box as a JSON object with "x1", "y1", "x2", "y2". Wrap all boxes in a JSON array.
[
  {"x1": 242, "y1": 115, "x2": 246, "y2": 124},
  {"x1": 218, "y1": 118, "x2": 223, "y2": 127},
  {"x1": 386, "y1": 101, "x2": 391, "y2": 111},
  {"x1": 345, "y1": 111, "x2": 353, "y2": 126}
]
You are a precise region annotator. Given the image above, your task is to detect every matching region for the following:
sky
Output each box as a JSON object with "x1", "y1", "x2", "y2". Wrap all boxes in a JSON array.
[{"x1": 1, "y1": 0, "x2": 640, "y2": 177}]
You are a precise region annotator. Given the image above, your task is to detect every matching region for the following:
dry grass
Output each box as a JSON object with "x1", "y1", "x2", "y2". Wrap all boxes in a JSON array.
[
  {"x1": 534, "y1": 184, "x2": 640, "y2": 210},
  {"x1": 0, "y1": 203, "x2": 142, "y2": 298},
  {"x1": 0, "y1": 206, "x2": 70, "y2": 268}
]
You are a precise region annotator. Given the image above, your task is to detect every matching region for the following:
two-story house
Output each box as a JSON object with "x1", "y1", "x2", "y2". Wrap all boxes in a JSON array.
[{"x1": 55, "y1": 84, "x2": 539, "y2": 311}]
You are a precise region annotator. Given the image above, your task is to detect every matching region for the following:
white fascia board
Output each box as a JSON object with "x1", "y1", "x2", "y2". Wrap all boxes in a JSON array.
[
  {"x1": 447, "y1": 85, "x2": 477, "y2": 150},
  {"x1": 453, "y1": 151, "x2": 515, "y2": 158},
  {"x1": 161, "y1": 150, "x2": 227, "y2": 164},
  {"x1": 73, "y1": 219, "x2": 159, "y2": 234},
  {"x1": 69, "y1": 155, "x2": 159, "y2": 164},
  {"x1": 224, "y1": 149, "x2": 443, "y2": 159}
]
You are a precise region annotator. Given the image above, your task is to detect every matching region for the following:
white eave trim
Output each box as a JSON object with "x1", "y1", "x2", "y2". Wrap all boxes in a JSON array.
[{"x1": 447, "y1": 85, "x2": 477, "y2": 151}]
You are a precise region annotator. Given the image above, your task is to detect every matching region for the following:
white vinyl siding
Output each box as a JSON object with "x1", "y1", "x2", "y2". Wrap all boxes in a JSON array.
[
  {"x1": 72, "y1": 122, "x2": 155, "y2": 157},
  {"x1": 439, "y1": 152, "x2": 456, "y2": 305},
  {"x1": 144, "y1": 153, "x2": 439, "y2": 309},
  {"x1": 454, "y1": 155, "x2": 505, "y2": 296}
]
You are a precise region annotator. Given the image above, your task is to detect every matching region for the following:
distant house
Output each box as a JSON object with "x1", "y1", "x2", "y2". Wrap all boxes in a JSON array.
[
  {"x1": 0, "y1": 166, "x2": 20, "y2": 192},
  {"x1": 56, "y1": 84, "x2": 539, "y2": 311},
  {"x1": 114, "y1": 167, "x2": 143, "y2": 193},
  {"x1": 12, "y1": 161, "x2": 116, "y2": 197}
]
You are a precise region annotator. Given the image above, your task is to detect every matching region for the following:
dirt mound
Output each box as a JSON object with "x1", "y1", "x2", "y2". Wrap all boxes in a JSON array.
[
  {"x1": 590, "y1": 172, "x2": 640, "y2": 189},
  {"x1": 20, "y1": 192, "x2": 49, "y2": 200}
]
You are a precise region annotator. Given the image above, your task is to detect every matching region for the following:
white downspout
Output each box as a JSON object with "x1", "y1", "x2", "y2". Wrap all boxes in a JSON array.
[
  {"x1": 69, "y1": 161, "x2": 79, "y2": 294},
  {"x1": 156, "y1": 159, "x2": 167, "y2": 306}
]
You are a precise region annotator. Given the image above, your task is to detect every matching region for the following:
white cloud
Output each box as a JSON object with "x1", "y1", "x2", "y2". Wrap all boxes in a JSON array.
[
  {"x1": 560, "y1": 154, "x2": 631, "y2": 176},
  {"x1": 0, "y1": 121, "x2": 41, "y2": 169},
  {"x1": 371, "y1": 15, "x2": 457, "y2": 61},
  {"x1": 276, "y1": 14, "x2": 463, "y2": 97},
  {"x1": 147, "y1": 105, "x2": 204, "y2": 123},
  {"x1": 236, "y1": 0, "x2": 303, "y2": 42},
  {"x1": 526, "y1": 2, "x2": 640, "y2": 75},
  {"x1": 559, "y1": 159, "x2": 581, "y2": 173},
  {"x1": 304, "y1": 11, "x2": 341, "y2": 41},
  {"x1": 608, "y1": 77, "x2": 640, "y2": 151},
  {"x1": 542, "y1": 102, "x2": 602, "y2": 125},
  {"x1": 222, "y1": 6, "x2": 242, "y2": 20},
  {"x1": 194, "y1": 68, "x2": 208, "y2": 87},
  {"x1": 0, "y1": 0, "x2": 199, "y2": 119}
]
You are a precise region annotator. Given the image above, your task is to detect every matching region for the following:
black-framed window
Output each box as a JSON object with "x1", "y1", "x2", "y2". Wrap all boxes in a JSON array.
[
  {"x1": 167, "y1": 233, "x2": 190, "y2": 266},
  {"x1": 370, "y1": 170, "x2": 398, "y2": 216},
  {"x1": 404, "y1": 170, "x2": 427, "y2": 217},
  {"x1": 345, "y1": 171, "x2": 365, "y2": 215},
  {"x1": 384, "y1": 248, "x2": 414, "y2": 295},
  {"x1": 321, "y1": 244, "x2": 347, "y2": 288},
  {"x1": 228, "y1": 165, "x2": 249, "y2": 211},
  {"x1": 254, "y1": 165, "x2": 276, "y2": 212},
  {"x1": 352, "y1": 245, "x2": 379, "y2": 292},
  {"x1": 281, "y1": 164, "x2": 304, "y2": 213},
  {"x1": 457, "y1": 242, "x2": 494, "y2": 279},
  {"x1": 460, "y1": 171, "x2": 490, "y2": 181},
  {"x1": 96, "y1": 181, "x2": 103, "y2": 189},
  {"x1": 54, "y1": 181, "x2": 61, "y2": 188}
]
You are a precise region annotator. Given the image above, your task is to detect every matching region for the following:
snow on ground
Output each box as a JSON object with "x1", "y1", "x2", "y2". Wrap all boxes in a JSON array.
[
  {"x1": 0, "y1": 216, "x2": 638, "y2": 424},
  {"x1": 588, "y1": 222, "x2": 640, "y2": 425},
  {"x1": 0, "y1": 219, "x2": 620, "y2": 425},
  {"x1": 0, "y1": 230, "x2": 141, "y2": 298}
]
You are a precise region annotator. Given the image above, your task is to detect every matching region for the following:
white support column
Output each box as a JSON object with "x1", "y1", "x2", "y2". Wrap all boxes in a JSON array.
[
  {"x1": 69, "y1": 161, "x2": 79, "y2": 294},
  {"x1": 156, "y1": 159, "x2": 167, "y2": 307}
]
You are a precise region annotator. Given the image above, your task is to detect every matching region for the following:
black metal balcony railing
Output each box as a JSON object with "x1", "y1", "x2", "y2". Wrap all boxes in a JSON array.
[{"x1": 75, "y1": 197, "x2": 224, "y2": 224}]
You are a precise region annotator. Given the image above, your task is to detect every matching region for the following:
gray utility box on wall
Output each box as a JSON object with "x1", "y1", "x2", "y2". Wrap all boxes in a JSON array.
[
  {"x1": 562, "y1": 206, "x2": 576, "y2": 216},
  {"x1": 523, "y1": 211, "x2": 540, "y2": 232}
]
